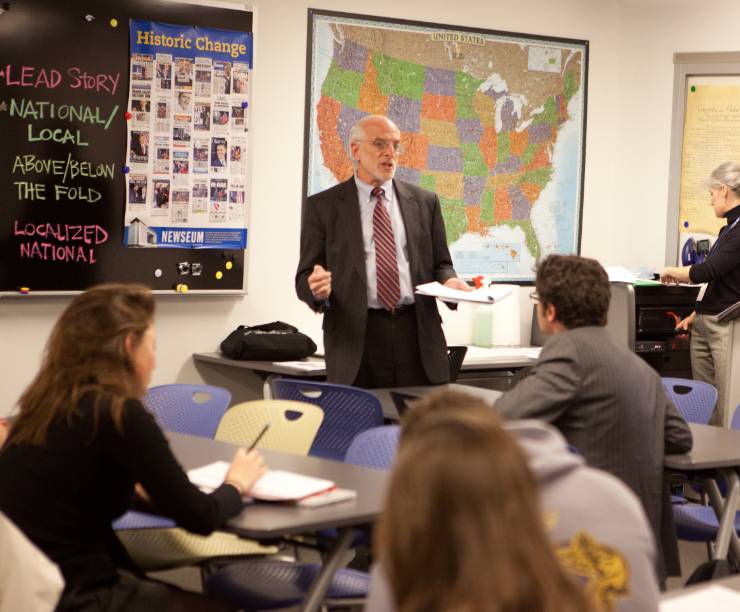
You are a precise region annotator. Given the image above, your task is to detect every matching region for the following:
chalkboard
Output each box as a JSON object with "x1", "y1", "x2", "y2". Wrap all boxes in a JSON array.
[{"x1": 0, "y1": 0, "x2": 252, "y2": 294}]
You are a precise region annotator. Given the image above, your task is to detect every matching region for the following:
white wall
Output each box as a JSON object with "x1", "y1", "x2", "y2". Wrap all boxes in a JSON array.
[{"x1": 0, "y1": 0, "x2": 730, "y2": 415}]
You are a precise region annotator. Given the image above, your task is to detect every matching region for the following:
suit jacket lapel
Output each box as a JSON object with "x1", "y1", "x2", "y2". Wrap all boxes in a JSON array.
[
  {"x1": 335, "y1": 177, "x2": 366, "y2": 284},
  {"x1": 394, "y1": 180, "x2": 419, "y2": 281}
]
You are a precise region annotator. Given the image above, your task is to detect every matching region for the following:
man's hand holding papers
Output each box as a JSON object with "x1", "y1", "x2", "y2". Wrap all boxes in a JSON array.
[{"x1": 415, "y1": 281, "x2": 512, "y2": 305}]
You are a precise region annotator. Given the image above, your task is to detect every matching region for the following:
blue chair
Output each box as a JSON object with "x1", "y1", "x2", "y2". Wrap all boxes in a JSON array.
[
  {"x1": 270, "y1": 379, "x2": 384, "y2": 460},
  {"x1": 204, "y1": 425, "x2": 401, "y2": 610},
  {"x1": 345, "y1": 425, "x2": 400, "y2": 469},
  {"x1": 673, "y1": 405, "x2": 740, "y2": 557},
  {"x1": 144, "y1": 384, "x2": 232, "y2": 437},
  {"x1": 661, "y1": 378, "x2": 717, "y2": 424}
]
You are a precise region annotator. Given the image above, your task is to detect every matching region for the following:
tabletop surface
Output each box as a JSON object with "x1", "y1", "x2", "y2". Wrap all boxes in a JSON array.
[
  {"x1": 193, "y1": 349, "x2": 536, "y2": 375},
  {"x1": 660, "y1": 574, "x2": 740, "y2": 600},
  {"x1": 665, "y1": 423, "x2": 740, "y2": 470},
  {"x1": 168, "y1": 432, "x2": 389, "y2": 539}
]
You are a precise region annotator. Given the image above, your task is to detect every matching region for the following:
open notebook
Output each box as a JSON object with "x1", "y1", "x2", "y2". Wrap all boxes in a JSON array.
[{"x1": 188, "y1": 461, "x2": 337, "y2": 502}]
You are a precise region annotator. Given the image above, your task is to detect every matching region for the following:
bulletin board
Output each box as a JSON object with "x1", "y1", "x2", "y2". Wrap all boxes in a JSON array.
[
  {"x1": 0, "y1": 0, "x2": 252, "y2": 295},
  {"x1": 666, "y1": 52, "x2": 740, "y2": 263}
]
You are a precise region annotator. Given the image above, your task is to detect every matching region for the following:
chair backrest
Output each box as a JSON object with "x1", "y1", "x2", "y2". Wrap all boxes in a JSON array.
[
  {"x1": 344, "y1": 425, "x2": 400, "y2": 470},
  {"x1": 447, "y1": 346, "x2": 468, "y2": 382},
  {"x1": 215, "y1": 400, "x2": 323, "y2": 455},
  {"x1": 270, "y1": 379, "x2": 384, "y2": 460},
  {"x1": 661, "y1": 377, "x2": 717, "y2": 425},
  {"x1": 144, "y1": 384, "x2": 232, "y2": 438},
  {"x1": 732, "y1": 405, "x2": 740, "y2": 430}
]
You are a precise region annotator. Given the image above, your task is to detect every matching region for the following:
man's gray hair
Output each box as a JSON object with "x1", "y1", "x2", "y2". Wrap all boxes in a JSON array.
[
  {"x1": 348, "y1": 120, "x2": 368, "y2": 148},
  {"x1": 707, "y1": 161, "x2": 740, "y2": 195}
]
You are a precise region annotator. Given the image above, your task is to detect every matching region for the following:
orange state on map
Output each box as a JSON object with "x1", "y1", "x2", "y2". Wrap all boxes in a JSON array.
[
  {"x1": 316, "y1": 95, "x2": 353, "y2": 181},
  {"x1": 479, "y1": 126, "x2": 498, "y2": 171},
  {"x1": 357, "y1": 57, "x2": 387, "y2": 115},
  {"x1": 398, "y1": 132, "x2": 429, "y2": 171},
  {"x1": 420, "y1": 93, "x2": 456, "y2": 123}
]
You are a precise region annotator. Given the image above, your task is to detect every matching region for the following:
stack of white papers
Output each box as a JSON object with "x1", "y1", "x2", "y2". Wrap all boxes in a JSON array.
[
  {"x1": 415, "y1": 282, "x2": 512, "y2": 304},
  {"x1": 188, "y1": 461, "x2": 336, "y2": 501}
]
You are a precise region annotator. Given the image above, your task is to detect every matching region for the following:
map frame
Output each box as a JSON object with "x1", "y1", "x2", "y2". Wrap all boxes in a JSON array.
[{"x1": 302, "y1": 9, "x2": 589, "y2": 282}]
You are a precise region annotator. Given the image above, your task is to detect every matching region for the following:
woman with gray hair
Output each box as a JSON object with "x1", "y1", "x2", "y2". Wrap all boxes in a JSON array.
[{"x1": 661, "y1": 161, "x2": 740, "y2": 425}]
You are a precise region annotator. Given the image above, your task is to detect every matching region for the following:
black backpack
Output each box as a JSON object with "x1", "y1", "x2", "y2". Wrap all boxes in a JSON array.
[{"x1": 220, "y1": 321, "x2": 317, "y2": 361}]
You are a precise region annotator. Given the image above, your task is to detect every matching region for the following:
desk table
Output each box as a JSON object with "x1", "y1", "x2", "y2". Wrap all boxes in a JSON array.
[
  {"x1": 665, "y1": 424, "x2": 740, "y2": 561},
  {"x1": 370, "y1": 383, "x2": 502, "y2": 420},
  {"x1": 168, "y1": 432, "x2": 388, "y2": 612},
  {"x1": 193, "y1": 349, "x2": 535, "y2": 398},
  {"x1": 660, "y1": 574, "x2": 740, "y2": 606}
]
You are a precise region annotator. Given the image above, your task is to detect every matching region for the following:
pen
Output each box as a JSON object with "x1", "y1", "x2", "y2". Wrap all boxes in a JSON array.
[{"x1": 247, "y1": 422, "x2": 271, "y2": 451}]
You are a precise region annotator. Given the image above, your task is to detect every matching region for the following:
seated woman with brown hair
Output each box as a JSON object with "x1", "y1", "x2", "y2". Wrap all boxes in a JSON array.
[
  {"x1": 373, "y1": 400, "x2": 597, "y2": 612},
  {"x1": 0, "y1": 284, "x2": 263, "y2": 611}
]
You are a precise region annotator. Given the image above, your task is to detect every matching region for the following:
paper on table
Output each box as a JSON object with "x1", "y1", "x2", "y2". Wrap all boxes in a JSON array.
[
  {"x1": 464, "y1": 345, "x2": 542, "y2": 361},
  {"x1": 249, "y1": 470, "x2": 335, "y2": 501},
  {"x1": 415, "y1": 282, "x2": 512, "y2": 304},
  {"x1": 272, "y1": 359, "x2": 326, "y2": 371},
  {"x1": 187, "y1": 462, "x2": 335, "y2": 501},
  {"x1": 188, "y1": 460, "x2": 230, "y2": 493},
  {"x1": 659, "y1": 585, "x2": 740, "y2": 611}
]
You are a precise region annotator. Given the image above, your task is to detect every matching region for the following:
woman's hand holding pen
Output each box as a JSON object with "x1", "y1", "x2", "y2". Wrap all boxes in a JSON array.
[{"x1": 224, "y1": 449, "x2": 266, "y2": 496}]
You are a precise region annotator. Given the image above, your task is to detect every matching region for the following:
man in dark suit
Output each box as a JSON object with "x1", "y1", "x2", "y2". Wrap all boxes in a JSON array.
[
  {"x1": 296, "y1": 115, "x2": 469, "y2": 388},
  {"x1": 494, "y1": 254, "x2": 692, "y2": 586}
]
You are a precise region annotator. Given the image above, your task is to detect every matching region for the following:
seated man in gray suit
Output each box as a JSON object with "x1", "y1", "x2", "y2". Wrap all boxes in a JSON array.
[{"x1": 494, "y1": 254, "x2": 692, "y2": 586}]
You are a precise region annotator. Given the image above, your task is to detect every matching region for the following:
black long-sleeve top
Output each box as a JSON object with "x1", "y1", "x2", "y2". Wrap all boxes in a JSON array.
[
  {"x1": 690, "y1": 204, "x2": 740, "y2": 314},
  {"x1": 0, "y1": 395, "x2": 242, "y2": 593}
]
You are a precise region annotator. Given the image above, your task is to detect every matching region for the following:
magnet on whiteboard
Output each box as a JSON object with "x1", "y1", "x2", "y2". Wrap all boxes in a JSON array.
[{"x1": 154, "y1": 269, "x2": 162, "y2": 278}]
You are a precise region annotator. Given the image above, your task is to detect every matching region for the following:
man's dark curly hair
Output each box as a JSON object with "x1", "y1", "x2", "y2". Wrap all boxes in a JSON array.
[{"x1": 535, "y1": 255, "x2": 610, "y2": 328}]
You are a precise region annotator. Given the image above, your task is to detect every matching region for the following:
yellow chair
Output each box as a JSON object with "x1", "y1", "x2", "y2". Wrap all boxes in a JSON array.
[
  {"x1": 118, "y1": 528, "x2": 275, "y2": 572},
  {"x1": 215, "y1": 400, "x2": 324, "y2": 455}
]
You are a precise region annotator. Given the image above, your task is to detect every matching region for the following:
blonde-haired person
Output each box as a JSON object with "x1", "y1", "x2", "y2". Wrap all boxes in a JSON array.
[
  {"x1": 0, "y1": 285, "x2": 264, "y2": 611},
  {"x1": 367, "y1": 390, "x2": 660, "y2": 612},
  {"x1": 662, "y1": 161, "x2": 740, "y2": 425}
]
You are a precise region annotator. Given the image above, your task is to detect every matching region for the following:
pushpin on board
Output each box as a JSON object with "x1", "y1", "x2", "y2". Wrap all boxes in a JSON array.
[
  {"x1": 110, "y1": 18, "x2": 118, "y2": 27},
  {"x1": 690, "y1": 85, "x2": 696, "y2": 93},
  {"x1": 472, "y1": 274, "x2": 484, "y2": 289},
  {"x1": 122, "y1": 165, "x2": 130, "y2": 174},
  {"x1": 225, "y1": 260, "x2": 233, "y2": 270},
  {"x1": 215, "y1": 270, "x2": 223, "y2": 280},
  {"x1": 241, "y1": 100, "x2": 249, "y2": 109},
  {"x1": 175, "y1": 283, "x2": 189, "y2": 293},
  {"x1": 124, "y1": 111, "x2": 132, "y2": 120},
  {"x1": 683, "y1": 221, "x2": 689, "y2": 228},
  {"x1": 154, "y1": 268, "x2": 162, "y2": 278}
]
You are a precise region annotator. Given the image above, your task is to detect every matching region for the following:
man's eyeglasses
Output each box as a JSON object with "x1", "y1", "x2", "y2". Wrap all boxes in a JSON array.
[
  {"x1": 362, "y1": 139, "x2": 405, "y2": 155},
  {"x1": 529, "y1": 291, "x2": 540, "y2": 304}
]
